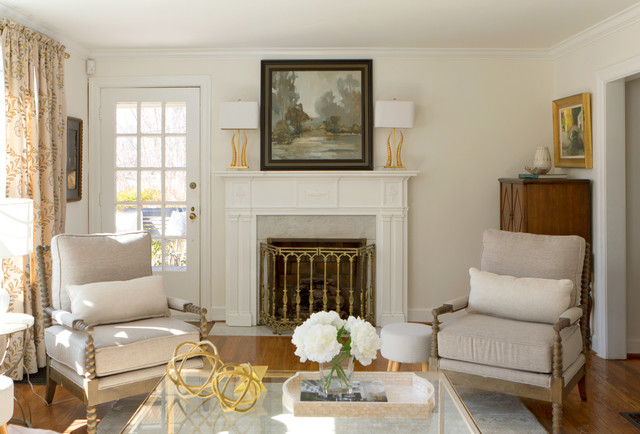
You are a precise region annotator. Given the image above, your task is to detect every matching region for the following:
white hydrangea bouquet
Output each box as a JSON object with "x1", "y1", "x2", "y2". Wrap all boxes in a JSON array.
[{"x1": 292, "y1": 311, "x2": 381, "y2": 392}]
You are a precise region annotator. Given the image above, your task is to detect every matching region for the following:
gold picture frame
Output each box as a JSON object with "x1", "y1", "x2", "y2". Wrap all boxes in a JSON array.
[{"x1": 552, "y1": 93, "x2": 592, "y2": 168}]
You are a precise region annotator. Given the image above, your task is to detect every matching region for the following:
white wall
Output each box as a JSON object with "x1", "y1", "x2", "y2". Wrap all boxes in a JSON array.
[
  {"x1": 88, "y1": 54, "x2": 553, "y2": 320},
  {"x1": 553, "y1": 19, "x2": 640, "y2": 358},
  {"x1": 64, "y1": 54, "x2": 89, "y2": 233},
  {"x1": 626, "y1": 77, "x2": 640, "y2": 354}
]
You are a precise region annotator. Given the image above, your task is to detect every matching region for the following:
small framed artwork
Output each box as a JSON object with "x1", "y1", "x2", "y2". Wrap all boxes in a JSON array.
[
  {"x1": 66, "y1": 117, "x2": 83, "y2": 202},
  {"x1": 552, "y1": 93, "x2": 592, "y2": 168},
  {"x1": 260, "y1": 59, "x2": 373, "y2": 170}
]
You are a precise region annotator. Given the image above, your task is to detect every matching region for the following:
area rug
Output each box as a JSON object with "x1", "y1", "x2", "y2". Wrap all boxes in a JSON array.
[
  {"x1": 210, "y1": 322, "x2": 293, "y2": 337},
  {"x1": 98, "y1": 385, "x2": 546, "y2": 433}
]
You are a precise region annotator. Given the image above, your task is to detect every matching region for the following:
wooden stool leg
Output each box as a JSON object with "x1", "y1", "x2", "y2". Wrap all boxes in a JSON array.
[
  {"x1": 421, "y1": 362, "x2": 429, "y2": 372},
  {"x1": 386, "y1": 360, "x2": 394, "y2": 372},
  {"x1": 0, "y1": 424, "x2": 8, "y2": 434},
  {"x1": 390, "y1": 361, "x2": 401, "y2": 372}
]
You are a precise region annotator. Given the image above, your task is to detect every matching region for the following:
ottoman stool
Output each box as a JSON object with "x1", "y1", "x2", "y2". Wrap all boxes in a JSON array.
[
  {"x1": 0, "y1": 375, "x2": 13, "y2": 434},
  {"x1": 380, "y1": 322, "x2": 431, "y2": 372}
]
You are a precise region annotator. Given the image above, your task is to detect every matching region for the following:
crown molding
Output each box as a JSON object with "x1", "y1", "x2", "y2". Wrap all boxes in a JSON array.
[
  {"x1": 0, "y1": 4, "x2": 90, "y2": 58},
  {"x1": 550, "y1": 3, "x2": 640, "y2": 59},
  {"x1": 89, "y1": 46, "x2": 550, "y2": 60}
]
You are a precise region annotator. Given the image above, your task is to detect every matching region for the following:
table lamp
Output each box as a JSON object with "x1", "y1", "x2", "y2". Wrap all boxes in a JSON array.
[
  {"x1": 0, "y1": 199, "x2": 33, "y2": 313},
  {"x1": 374, "y1": 100, "x2": 415, "y2": 168},
  {"x1": 219, "y1": 101, "x2": 260, "y2": 169}
]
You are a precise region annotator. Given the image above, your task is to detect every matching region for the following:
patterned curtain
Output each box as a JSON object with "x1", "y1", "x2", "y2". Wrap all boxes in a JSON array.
[{"x1": 1, "y1": 19, "x2": 66, "y2": 379}]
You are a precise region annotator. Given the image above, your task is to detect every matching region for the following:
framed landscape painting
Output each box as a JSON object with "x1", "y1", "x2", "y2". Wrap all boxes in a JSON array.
[
  {"x1": 552, "y1": 93, "x2": 592, "y2": 168},
  {"x1": 260, "y1": 59, "x2": 373, "y2": 170},
  {"x1": 66, "y1": 117, "x2": 83, "y2": 202}
]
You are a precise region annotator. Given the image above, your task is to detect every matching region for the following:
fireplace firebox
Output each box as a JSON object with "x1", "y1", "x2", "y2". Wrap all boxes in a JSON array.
[{"x1": 258, "y1": 238, "x2": 376, "y2": 334}]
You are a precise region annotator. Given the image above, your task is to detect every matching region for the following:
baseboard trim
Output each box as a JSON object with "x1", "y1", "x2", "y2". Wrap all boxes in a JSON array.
[
  {"x1": 627, "y1": 337, "x2": 640, "y2": 354},
  {"x1": 209, "y1": 306, "x2": 226, "y2": 321}
]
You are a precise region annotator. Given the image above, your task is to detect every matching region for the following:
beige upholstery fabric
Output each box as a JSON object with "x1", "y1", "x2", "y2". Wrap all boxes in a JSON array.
[
  {"x1": 560, "y1": 306, "x2": 584, "y2": 324},
  {"x1": 439, "y1": 353, "x2": 586, "y2": 388},
  {"x1": 468, "y1": 267, "x2": 573, "y2": 324},
  {"x1": 52, "y1": 232, "x2": 152, "y2": 312},
  {"x1": 50, "y1": 357, "x2": 204, "y2": 391},
  {"x1": 45, "y1": 317, "x2": 200, "y2": 377},
  {"x1": 437, "y1": 313, "x2": 582, "y2": 373},
  {"x1": 67, "y1": 275, "x2": 169, "y2": 326},
  {"x1": 480, "y1": 229, "x2": 585, "y2": 306}
]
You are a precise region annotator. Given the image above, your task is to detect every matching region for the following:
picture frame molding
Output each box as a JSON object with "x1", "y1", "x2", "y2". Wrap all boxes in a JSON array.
[
  {"x1": 552, "y1": 92, "x2": 592, "y2": 169},
  {"x1": 260, "y1": 59, "x2": 373, "y2": 171}
]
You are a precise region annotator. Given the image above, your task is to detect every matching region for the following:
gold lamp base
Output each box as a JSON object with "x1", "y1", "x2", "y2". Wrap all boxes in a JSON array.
[
  {"x1": 384, "y1": 128, "x2": 405, "y2": 168},
  {"x1": 229, "y1": 129, "x2": 249, "y2": 169}
]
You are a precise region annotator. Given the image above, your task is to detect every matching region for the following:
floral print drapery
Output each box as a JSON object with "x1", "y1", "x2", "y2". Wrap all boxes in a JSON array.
[{"x1": 1, "y1": 18, "x2": 66, "y2": 379}]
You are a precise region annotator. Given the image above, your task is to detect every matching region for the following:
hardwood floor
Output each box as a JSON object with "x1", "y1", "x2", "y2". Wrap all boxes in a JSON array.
[{"x1": 13, "y1": 330, "x2": 640, "y2": 433}]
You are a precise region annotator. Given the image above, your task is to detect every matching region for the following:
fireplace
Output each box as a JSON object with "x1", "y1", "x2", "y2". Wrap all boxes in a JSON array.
[
  {"x1": 259, "y1": 238, "x2": 375, "y2": 334},
  {"x1": 217, "y1": 170, "x2": 417, "y2": 327}
]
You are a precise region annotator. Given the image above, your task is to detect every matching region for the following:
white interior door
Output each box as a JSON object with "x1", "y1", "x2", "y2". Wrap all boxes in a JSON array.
[{"x1": 99, "y1": 88, "x2": 201, "y2": 303}]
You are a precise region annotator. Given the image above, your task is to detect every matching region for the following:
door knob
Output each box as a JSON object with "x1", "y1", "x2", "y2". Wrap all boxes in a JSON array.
[{"x1": 189, "y1": 212, "x2": 197, "y2": 221}]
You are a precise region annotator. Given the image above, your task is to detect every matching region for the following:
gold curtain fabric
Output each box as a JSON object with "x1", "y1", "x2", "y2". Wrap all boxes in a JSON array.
[{"x1": 1, "y1": 18, "x2": 66, "y2": 379}]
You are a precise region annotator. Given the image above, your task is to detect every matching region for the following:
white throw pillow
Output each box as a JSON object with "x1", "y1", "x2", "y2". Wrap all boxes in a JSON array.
[
  {"x1": 67, "y1": 275, "x2": 169, "y2": 326},
  {"x1": 468, "y1": 267, "x2": 573, "y2": 324}
]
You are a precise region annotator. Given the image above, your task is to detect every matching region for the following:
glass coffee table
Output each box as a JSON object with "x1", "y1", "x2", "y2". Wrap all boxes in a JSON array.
[{"x1": 122, "y1": 370, "x2": 480, "y2": 433}]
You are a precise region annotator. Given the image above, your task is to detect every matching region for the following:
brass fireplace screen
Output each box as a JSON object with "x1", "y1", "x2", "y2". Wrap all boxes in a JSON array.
[{"x1": 258, "y1": 239, "x2": 376, "y2": 334}]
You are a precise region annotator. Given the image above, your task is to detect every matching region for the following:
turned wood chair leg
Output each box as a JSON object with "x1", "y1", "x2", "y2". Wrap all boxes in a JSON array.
[
  {"x1": 552, "y1": 402, "x2": 563, "y2": 434},
  {"x1": 578, "y1": 375, "x2": 587, "y2": 401},
  {"x1": 86, "y1": 406, "x2": 98, "y2": 434},
  {"x1": 421, "y1": 363, "x2": 429, "y2": 372}
]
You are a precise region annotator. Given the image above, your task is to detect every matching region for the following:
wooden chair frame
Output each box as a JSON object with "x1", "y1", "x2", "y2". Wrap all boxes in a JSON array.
[
  {"x1": 36, "y1": 245, "x2": 208, "y2": 433},
  {"x1": 430, "y1": 243, "x2": 592, "y2": 434}
]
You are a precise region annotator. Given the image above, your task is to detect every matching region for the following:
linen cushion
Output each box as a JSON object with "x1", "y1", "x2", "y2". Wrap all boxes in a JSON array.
[
  {"x1": 468, "y1": 267, "x2": 573, "y2": 324},
  {"x1": 437, "y1": 313, "x2": 583, "y2": 373},
  {"x1": 45, "y1": 317, "x2": 200, "y2": 377},
  {"x1": 480, "y1": 229, "x2": 585, "y2": 306},
  {"x1": 380, "y1": 322, "x2": 431, "y2": 364},
  {"x1": 67, "y1": 275, "x2": 169, "y2": 326},
  {"x1": 52, "y1": 232, "x2": 152, "y2": 312}
]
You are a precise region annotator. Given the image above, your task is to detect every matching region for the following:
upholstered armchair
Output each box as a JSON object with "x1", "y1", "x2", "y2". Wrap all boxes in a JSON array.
[
  {"x1": 36, "y1": 232, "x2": 207, "y2": 433},
  {"x1": 430, "y1": 229, "x2": 591, "y2": 434}
]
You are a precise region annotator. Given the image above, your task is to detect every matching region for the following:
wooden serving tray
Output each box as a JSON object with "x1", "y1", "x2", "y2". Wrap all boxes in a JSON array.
[{"x1": 282, "y1": 371, "x2": 435, "y2": 418}]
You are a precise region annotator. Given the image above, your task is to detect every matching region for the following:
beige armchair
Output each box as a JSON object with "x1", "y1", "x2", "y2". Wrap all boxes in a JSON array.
[
  {"x1": 36, "y1": 231, "x2": 207, "y2": 433},
  {"x1": 430, "y1": 229, "x2": 591, "y2": 434}
]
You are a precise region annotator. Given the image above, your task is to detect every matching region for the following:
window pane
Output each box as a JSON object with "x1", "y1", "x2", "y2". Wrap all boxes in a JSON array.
[
  {"x1": 141, "y1": 102, "x2": 162, "y2": 134},
  {"x1": 140, "y1": 171, "x2": 161, "y2": 202},
  {"x1": 116, "y1": 171, "x2": 137, "y2": 202},
  {"x1": 165, "y1": 102, "x2": 186, "y2": 134},
  {"x1": 151, "y1": 239, "x2": 162, "y2": 270},
  {"x1": 116, "y1": 136, "x2": 137, "y2": 168},
  {"x1": 116, "y1": 205, "x2": 138, "y2": 233},
  {"x1": 165, "y1": 171, "x2": 186, "y2": 201},
  {"x1": 116, "y1": 103, "x2": 137, "y2": 134},
  {"x1": 165, "y1": 239, "x2": 186, "y2": 271},
  {"x1": 165, "y1": 205, "x2": 187, "y2": 236},
  {"x1": 141, "y1": 137, "x2": 162, "y2": 168},
  {"x1": 142, "y1": 204, "x2": 162, "y2": 236},
  {"x1": 165, "y1": 136, "x2": 186, "y2": 168}
]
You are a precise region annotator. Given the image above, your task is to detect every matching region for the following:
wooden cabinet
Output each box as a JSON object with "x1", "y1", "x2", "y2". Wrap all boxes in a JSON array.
[{"x1": 499, "y1": 178, "x2": 592, "y2": 244}]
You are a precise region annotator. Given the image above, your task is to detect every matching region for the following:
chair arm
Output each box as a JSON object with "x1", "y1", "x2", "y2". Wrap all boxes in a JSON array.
[
  {"x1": 167, "y1": 296, "x2": 193, "y2": 312},
  {"x1": 444, "y1": 295, "x2": 470, "y2": 312},
  {"x1": 559, "y1": 306, "x2": 583, "y2": 326},
  {"x1": 50, "y1": 310, "x2": 77, "y2": 329}
]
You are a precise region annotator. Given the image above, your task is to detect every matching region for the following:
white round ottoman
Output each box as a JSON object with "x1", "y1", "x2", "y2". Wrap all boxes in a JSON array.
[
  {"x1": 0, "y1": 374, "x2": 14, "y2": 433},
  {"x1": 380, "y1": 322, "x2": 431, "y2": 372}
]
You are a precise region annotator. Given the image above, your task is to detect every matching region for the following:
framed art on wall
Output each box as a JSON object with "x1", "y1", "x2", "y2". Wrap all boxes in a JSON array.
[
  {"x1": 260, "y1": 59, "x2": 373, "y2": 170},
  {"x1": 552, "y1": 93, "x2": 592, "y2": 168},
  {"x1": 66, "y1": 117, "x2": 83, "y2": 202}
]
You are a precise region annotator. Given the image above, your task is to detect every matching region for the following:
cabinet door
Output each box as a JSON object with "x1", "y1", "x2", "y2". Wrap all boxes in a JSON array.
[{"x1": 500, "y1": 182, "x2": 524, "y2": 232}]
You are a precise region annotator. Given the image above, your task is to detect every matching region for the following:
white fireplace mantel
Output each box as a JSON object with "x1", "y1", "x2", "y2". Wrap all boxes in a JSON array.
[{"x1": 216, "y1": 170, "x2": 418, "y2": 327}]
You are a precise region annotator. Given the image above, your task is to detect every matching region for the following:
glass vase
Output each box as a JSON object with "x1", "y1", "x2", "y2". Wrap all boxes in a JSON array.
[{"x1": 319, "y1": 349, "x2": 354, "y2": 394}]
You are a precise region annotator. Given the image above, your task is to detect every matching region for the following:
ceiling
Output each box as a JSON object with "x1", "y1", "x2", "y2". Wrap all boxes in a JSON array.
[{"x1": 0, "y1": 0, "x2": 639, "y2": 53}]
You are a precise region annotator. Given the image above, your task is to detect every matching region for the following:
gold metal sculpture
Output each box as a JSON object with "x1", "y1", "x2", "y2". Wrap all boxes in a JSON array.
[
  {"x1": 229, "y1": 130, "x2": 249, "y2": 169},
  {"x1": 166, "y1": 341, "x2": 265, "y2": 412},
  {"x1": 385, "y1": 128, "x2": 405, "y2": 168}
]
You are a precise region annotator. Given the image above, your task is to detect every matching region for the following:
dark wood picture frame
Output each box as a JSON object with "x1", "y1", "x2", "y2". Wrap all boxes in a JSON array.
[
  {"x1": 260, "y1": 59, "x2": 373, "y2": 170},
  {"x1": 66, "y1": 117, "x2": 83, "y2": 202}
]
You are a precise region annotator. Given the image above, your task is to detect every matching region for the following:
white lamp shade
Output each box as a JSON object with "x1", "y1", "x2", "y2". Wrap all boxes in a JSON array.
[
  {"x1": 0, "y1": 198, "x2": 34, "y2": 258},
  {"x1": 374, "y1": 101, "x2": 415, "y2": 129},
  {"x1": 219, "y1": 101, "x2": 260, "y2": 130}
]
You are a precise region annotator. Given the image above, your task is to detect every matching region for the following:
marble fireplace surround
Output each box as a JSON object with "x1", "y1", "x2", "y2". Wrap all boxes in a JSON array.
[{"x1": 217, "y1": 170, "x2": 418, "y2": 327}]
